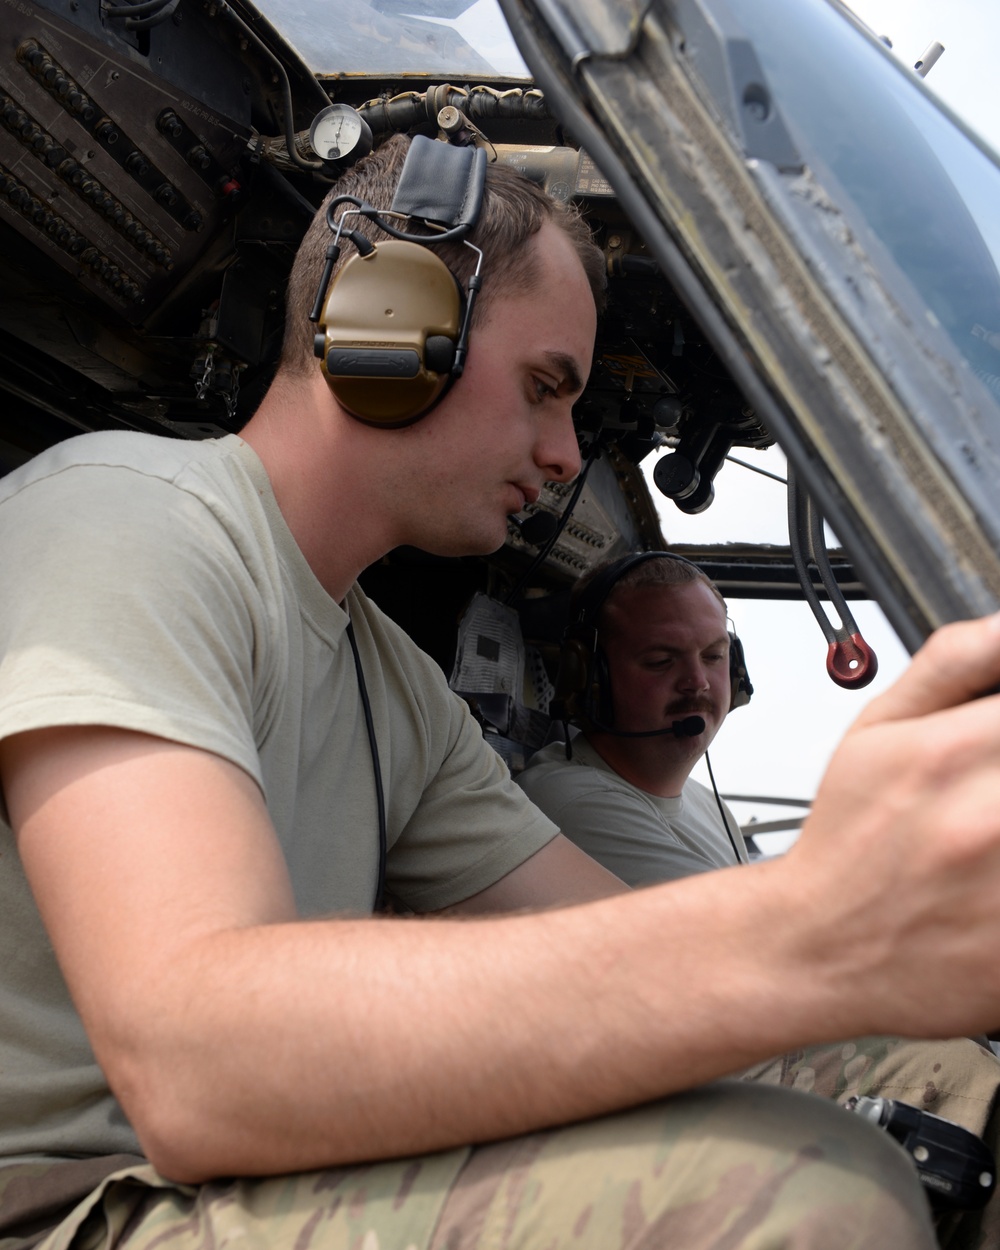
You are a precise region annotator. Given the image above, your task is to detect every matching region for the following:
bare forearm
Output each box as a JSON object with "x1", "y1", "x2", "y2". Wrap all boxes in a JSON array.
[
  {"x1": 109, "y1": 861, "x2": 827, "y2": 1182},
  {"x1": 18, "y1": 614, "x2": 1000, "y2": 1184}
]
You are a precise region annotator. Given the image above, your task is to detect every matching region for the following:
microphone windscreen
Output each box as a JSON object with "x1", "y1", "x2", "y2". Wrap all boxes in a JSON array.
[{"x1": 516, "y1": 512, "x2": 559, "y2": 546}]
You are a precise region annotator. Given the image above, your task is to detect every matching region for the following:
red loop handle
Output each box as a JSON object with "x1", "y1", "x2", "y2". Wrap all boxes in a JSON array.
[{"x1": 826, "y1": 633, "x2": 879, "y2": 689}]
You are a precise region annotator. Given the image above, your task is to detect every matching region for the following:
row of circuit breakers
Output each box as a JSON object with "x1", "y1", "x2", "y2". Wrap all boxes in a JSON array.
[{"x1": 0, "y1": 4, "x2": 252, "y2": 323}]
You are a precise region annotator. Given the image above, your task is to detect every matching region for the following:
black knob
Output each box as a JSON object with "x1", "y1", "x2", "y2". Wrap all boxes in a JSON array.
[{"x1": 158, "y1": 111, "x2": 183, "y2": 139}]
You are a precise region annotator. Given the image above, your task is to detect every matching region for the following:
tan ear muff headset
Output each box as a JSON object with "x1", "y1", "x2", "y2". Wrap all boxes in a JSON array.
[
  {"x1": 551, "y1": 551, "x2": 753, "y2": 731},
  {"x1": 309, "y1": 136, "x2": 487, "y2": 429}
]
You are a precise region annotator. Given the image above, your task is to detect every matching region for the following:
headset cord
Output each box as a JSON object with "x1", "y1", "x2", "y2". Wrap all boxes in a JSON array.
[
  {"x1": 704, "y1": 750, "x2": 745, "y2": 866},
  {"x1": 347, "y1": 619, "x2": 388, "y2": 911}
]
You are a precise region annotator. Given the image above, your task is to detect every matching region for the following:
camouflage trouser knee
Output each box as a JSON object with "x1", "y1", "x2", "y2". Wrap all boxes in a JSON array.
[
  {"x1": 742, "y1": 1035, "x2": 1000, "y2": 1249},
  {"x1": 0, "y1": 1081, "x2": 934, "y2": 1250}
]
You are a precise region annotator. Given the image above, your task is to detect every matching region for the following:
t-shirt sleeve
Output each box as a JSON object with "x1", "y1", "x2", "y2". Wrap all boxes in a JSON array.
[
  {"x1": 383, "y1": 690, "x2": 562, "y2": 912},
  {"x1": 345, "y1": 598, "x2": 561, "y2": 913},
  {"x1": 0, "y1": 464, "x2": 268, "y2": 789}
]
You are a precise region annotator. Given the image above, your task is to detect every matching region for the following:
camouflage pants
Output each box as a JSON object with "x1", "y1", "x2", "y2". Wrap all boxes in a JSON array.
[
  {"x1": 742, "y1": 1035, "x2": 1000, "y2": 1249},
  {"x1": 0, "y1": 1081, "x2": 934, "y2": 1250}
]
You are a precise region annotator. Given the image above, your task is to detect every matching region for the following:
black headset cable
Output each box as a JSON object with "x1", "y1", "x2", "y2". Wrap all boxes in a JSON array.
[
  {"x1": 347, "y1": 619, "x2": 388, "y2": 911},
  {"x1": 704, "y1": 750, "x2": 744, "y2": 866}
]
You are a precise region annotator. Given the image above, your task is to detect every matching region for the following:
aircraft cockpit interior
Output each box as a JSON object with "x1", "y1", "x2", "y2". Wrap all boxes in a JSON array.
[{"x1": 2, "y1": 0, "x2": 1000, "y2": 834}]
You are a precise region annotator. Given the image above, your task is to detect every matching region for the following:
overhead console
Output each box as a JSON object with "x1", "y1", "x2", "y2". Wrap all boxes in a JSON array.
[{"x1": 0, "y1": 1, "x2": 253, "y2": 317}]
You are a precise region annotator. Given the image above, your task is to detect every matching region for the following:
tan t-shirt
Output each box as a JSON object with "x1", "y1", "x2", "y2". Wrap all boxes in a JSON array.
[
  {"x1": 0, "y1": 431, "x2": 558, "y2": 1163},
  {"x1": 517, "y1": 734, "x2": 747, "y2": 885}
]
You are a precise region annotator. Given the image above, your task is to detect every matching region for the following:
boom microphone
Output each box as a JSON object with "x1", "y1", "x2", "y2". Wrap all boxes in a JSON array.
[{"x1": 509, "y1": 511, "x2": 559, "y2": 546}]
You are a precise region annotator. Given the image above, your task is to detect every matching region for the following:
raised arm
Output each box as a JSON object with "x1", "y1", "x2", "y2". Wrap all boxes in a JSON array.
[{"x1": 6, "y1": 614, "x2": 1000, "y2": 1185}]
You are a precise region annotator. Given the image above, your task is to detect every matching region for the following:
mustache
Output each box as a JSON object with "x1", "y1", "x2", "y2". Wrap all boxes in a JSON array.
[{"x1": 665, "y1": 698, "x2": 716, "y2": 718}]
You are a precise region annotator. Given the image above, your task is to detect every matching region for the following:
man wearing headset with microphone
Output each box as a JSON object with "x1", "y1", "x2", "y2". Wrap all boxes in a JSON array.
[
  {"x1": 4, "y1": 131, "x2": 1000, "y2": 1250},
  {"x1": 517, "y1": 551, "x2": 752, "y2": 882}
]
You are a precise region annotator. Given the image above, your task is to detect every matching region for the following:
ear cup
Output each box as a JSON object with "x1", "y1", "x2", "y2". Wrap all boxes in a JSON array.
[
  {"x1": 551, "y1": 635, "x2": 594, "y2": 726},
  {"x1": 317, "y1": 239, "x2": 464, "y2": 428},
  {"x1": 728, "y1": 631, "x2": 753, "y2": 710}
]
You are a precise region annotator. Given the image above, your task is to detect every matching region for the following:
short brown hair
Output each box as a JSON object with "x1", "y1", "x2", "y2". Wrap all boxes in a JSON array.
[
  {"x1": 574, "y1": 553, "x2": 726, "y2": 640},
  {"x1": 279, "y1": 134, "x2": 606, "y2": 376}
]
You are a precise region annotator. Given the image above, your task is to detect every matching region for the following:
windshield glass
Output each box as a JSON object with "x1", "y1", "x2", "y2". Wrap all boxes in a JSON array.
[
  {"x1": 724, "y1": 0, "x2": 1000, "y2": 417},
  {"x1": 255, "y1": 0, "x2": 529, "y2": 77}
]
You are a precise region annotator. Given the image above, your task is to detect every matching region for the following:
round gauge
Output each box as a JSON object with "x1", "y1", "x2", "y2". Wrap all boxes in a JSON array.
[{"x1": 308, "y1": 104, "x2": 373, "y2": 165}]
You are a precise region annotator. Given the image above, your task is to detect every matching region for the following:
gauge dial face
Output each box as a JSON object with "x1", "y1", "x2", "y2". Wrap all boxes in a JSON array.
[{"x1": 308, "y1": 105, "x2": 373, "y2": 163}]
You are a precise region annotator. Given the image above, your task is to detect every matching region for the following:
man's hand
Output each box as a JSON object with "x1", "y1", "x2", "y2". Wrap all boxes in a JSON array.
[{"x1": 777, "y1": 611, "x2": 1000, "y2": 1040}]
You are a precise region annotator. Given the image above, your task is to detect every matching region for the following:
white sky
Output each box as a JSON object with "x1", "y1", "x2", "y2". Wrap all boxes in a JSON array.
[
  {"x1": 845, "y1": 0, "x2": 1000, "y2": 153},
  {"x1": 639, "y1": 0, "x2": 1000, "y2": 842}
]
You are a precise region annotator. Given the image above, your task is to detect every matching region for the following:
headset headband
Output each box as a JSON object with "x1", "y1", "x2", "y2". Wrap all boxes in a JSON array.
[{"x1": 571, "y1": 551, "x2": 705, "y2": 635}]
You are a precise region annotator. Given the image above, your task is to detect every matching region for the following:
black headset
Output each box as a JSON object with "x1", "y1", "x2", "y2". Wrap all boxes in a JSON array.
[
  {"x1": 551, "y1": 551, "x2": 753, "y2": 730},
  {"x1": 310, "y1": 136, "x2": 488, "y2": 429}
]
